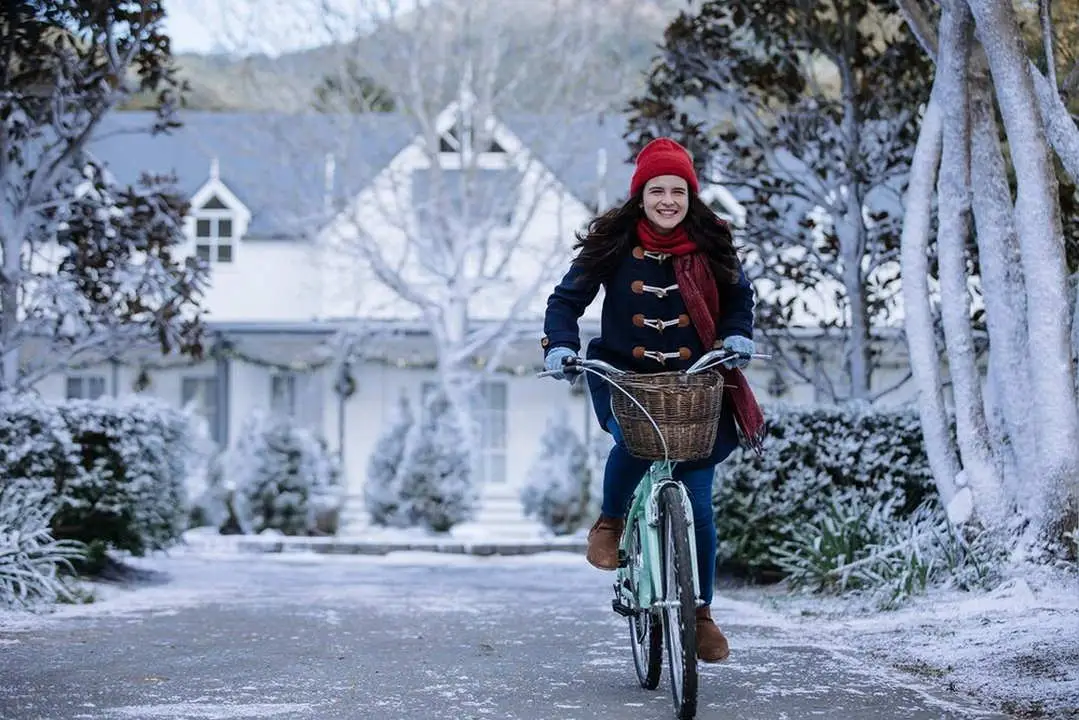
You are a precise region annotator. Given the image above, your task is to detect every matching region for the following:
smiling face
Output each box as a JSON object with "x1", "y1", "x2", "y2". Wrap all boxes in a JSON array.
[{"x1": 641, "y1": 175, "x2": 689, "y2": 233}]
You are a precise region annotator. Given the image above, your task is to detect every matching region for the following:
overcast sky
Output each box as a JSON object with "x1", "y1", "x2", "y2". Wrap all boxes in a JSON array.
[{"x1": 163, "y1": 0, "x2": 405, "y2": 56}]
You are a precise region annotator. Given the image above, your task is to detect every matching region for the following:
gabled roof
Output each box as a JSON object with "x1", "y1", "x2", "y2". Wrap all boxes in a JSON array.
[{"x1": 89, "y1": 110, "x2": 636, "y2": 239}]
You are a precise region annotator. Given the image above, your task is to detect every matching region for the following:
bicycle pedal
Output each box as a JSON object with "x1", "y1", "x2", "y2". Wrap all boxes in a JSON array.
[
  {"x1": 611, "y1": 599, "x2": 635, "y2": 618},
  {"x1": 617, "y1": 549, "x2": 628, "y2": 568}
]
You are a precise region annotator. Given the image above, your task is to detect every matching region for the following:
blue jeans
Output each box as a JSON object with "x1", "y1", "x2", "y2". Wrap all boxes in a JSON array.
[{"x1": 601, "y1": 418, "x2": 731, "y2": 606}]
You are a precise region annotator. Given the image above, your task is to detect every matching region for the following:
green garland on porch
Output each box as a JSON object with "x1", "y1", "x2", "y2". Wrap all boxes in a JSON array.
[{"x1": 117, "y1": 338, "x2": 541, "y2": 395}]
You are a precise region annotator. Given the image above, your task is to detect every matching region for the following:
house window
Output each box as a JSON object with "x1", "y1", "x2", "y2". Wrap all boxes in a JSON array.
[
  {"x1": 66, "y1": 375, "x2": 106, "y2": 400},
  {"x1": 192, "y1": 194, "x2": 236, "y2": 264},
  {"x1": 437, "y1": 116, "x2": 506, "y2": 157},
  {"x1": 181, "y1": 377, "x2": 221, "y2": 443},
  {"x1": 271, "y1": 372, "x2": 298, "y2": 417},
  {"x1": 420, "y1": 381, "x2": 507, "y2": 484}
]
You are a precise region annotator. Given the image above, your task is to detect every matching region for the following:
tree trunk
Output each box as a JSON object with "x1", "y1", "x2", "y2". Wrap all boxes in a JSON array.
[
  {"x1": 1032, "y1": 68, "x2": 1079, "y2": 187},
  {"x1": 982, "y1": 352, "x2": 1020, "y2": 506},
  {"x1": 0, "y1": 212, "x2": 23, "y2": 392},
  {"x1": 836, "y1": 49, "x2": 872, "y2": 401},
  {"x1": 901, "y1": 90, "x2": 962, "y2": 507},
  {"x1": 838, "y1": 214, "x2": 872, "y2": 401},
  {"x1": 969, "y1": 78, "x2": 1034, "y2": 510},
  {"x1": 436, "y1": 293, "x2": 484, "y2": 488},
  {"x1": 897, "y1": 0, "x2": 1079, "y2": 193},
  {"x1": 968, "y1": 0, "x2": 1079, "y2": 545},
  {"x1": 935, "y1": 0, "x2": 1009, "y2": 528}
]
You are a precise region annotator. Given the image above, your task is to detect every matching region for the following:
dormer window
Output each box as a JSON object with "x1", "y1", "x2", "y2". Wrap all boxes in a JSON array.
[
  {"x1": 194, "y1": 195, "x2": 235, "y2": 264},
  {"x1": 437, "y1": 115, "x2": 507, "y2": 159},
  {"x1": 187, "y1": 159, "x2": 252, "y2": 266}
]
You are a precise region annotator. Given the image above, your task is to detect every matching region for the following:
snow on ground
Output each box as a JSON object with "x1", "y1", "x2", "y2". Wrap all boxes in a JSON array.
[
  {"x1": 0, "y1": 546, "x2": 587, "y2": 632},
  {"x1": 723, "y1": 568, "x2": 1079, "y2": 719},
  {"x1": 1, "y1": 539, "x2": 1075, "y2": 718}
]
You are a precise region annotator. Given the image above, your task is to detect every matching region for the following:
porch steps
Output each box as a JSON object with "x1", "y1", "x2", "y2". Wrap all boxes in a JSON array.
[
  {"x1": 336, "y1": 490, "x2": 549, "y2": 538},
  {"x1": 337, "y1": 494, "x2": 371, "y2": 534},
  {"x1": 464, "y1": 490, "x2": 548, "y2": 539}
]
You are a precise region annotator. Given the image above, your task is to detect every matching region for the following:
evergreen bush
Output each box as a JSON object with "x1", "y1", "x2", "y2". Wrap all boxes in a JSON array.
[
  {"x1": 363, "y1": 392, "x2": 414, "y2": 527},
  {"x1": 521, "y1": 410, "x2": 589, "y2": 535},
  {"x1": 713, "y1": 402, "x2": 937, "y2": 577},
  {"x1": 227, "y1": 412, "x2": 343, "y2": 535},
  {"x1": 395, "y1": 387, "x2": 477, "y2": 532}
]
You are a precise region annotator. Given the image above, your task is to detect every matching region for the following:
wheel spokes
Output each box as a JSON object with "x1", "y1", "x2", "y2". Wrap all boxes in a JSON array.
[{"x1": 664, "y1": 514, "x2": 685, "y2": 702}]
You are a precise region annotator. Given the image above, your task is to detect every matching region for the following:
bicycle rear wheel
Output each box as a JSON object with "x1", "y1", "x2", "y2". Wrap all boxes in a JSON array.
[
  {"x1": 626, "y1": 520, "x2": 662, "y2": 689},
  {"x1": 659, "y1": 484, "x2": 698, "y2": 720}
]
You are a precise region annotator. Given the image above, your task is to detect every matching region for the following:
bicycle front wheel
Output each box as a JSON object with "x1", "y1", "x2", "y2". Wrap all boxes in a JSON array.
[
  {"x1": 659, "y1": 484, "x2": 698, "y2": 720},
  {"x1": 626, "y1": 519, "x2": 662, "y2": 689}
]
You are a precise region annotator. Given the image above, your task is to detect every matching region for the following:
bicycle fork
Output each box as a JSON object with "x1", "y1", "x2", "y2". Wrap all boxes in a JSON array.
[{"x1": 612, "y1": 479, "x2": 703, "y2": 617}]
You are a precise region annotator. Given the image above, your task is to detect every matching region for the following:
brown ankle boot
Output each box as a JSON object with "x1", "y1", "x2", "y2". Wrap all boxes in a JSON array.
[
  {"x1": 585, "y1": 515, "x2": 624, "y2": 570},
  {"x1": 696, "y1": 606, "x2": 730, "y2": 662}
]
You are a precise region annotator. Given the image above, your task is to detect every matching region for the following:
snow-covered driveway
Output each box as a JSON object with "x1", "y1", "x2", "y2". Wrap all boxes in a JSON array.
[{"x1": 0, "y1": 551, "x2": 1006, "y2": 720}]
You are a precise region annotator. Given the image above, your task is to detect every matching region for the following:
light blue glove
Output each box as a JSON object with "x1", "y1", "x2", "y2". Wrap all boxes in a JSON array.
[
  {"x1": 720, "y1": 335, "x2": 754, "y2": 369},
  {"x1": 544, "y1": 347, "x2": 579, "y2": 381}
]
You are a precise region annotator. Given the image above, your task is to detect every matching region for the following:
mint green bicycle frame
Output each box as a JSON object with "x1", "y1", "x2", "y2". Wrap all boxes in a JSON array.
[{"x1": 616, "y1": 459, "x2": 701, "y2": 612}]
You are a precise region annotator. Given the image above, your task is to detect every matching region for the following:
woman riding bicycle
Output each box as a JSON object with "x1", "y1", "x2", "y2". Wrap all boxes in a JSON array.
[{"x1": 540, "y1": 137, "x2": 764, "y2": 664}]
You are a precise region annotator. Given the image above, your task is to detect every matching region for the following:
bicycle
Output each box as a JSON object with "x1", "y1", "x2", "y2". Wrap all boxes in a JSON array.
[{"x1": 539, "y1": 348, "x2": 770, "y2": 720}]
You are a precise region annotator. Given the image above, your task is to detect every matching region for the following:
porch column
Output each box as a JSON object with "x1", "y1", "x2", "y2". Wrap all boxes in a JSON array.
[
  {"x1": 110, "y1": 358, "x2": 120, "y2": 397},
  {"x1": 215, "y1": 337, "x2": 232, "y2": 446}
]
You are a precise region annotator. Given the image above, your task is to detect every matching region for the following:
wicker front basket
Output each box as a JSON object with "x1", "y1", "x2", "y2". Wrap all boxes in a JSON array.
[{"x1": 609, "y1": 370, "x2": 726, "y2": 461}]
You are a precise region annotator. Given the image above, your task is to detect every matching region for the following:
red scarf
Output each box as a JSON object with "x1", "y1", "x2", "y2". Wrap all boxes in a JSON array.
[{"x1": 636, "y1": 219, "x2": 766, "y2": 454}]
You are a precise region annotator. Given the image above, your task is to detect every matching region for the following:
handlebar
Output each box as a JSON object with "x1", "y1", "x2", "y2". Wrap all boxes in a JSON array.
[
  {"x1": 535, "y1": 349, "x2": 772, "y2": 379},
  {"x1": 536, "y1": 356, "x2": 625, "y2": 379}
]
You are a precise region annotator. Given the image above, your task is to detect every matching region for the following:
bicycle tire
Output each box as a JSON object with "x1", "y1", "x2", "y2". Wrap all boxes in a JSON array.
[
  {"x1": 659, "y1": 484, "x2": 698, "y2": 720},
  {"x1": 626, "y1": 520, "x2": 662, "y2": 689}
]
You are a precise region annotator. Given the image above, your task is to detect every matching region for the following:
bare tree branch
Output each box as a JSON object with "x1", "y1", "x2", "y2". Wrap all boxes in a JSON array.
[{"x1": 897, "y1": 0, "x2": 1079, "y2": 186}]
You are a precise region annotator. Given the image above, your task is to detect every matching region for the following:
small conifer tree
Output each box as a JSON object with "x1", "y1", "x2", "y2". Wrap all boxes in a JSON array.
[
  {"x1": 396, "y1": 387, "x2": 477, "y2": 532},
  {"x1": 521, "y1": 410, "x2": 590, "y2": 535},
  {"x1": 364, "y1": 392, "x2": 415, "y2": 527}
]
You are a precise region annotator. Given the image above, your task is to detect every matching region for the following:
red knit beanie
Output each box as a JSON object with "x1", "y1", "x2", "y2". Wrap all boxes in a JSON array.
[{"x1": 629, "y1": 137, "x2": 699, "y2": 197}]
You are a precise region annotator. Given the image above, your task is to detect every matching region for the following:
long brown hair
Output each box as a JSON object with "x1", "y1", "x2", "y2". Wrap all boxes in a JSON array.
[{"x1": 570, "y1": 191, "x2": 742, "y2": 286}]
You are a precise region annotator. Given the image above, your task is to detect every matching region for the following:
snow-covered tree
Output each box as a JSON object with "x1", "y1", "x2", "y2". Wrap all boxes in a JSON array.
[
  {"x1": 0, "y1": 1, "x2": 207, "y2": 392},
  {"x1": 227, "y1": 412, "x2": 343, "y2": 536},
  {"x1": 625, "y1": 0, "x2": 935, "y2": 402},
  {"x1": 521, "y1": 409, "x2": 589, "y2": 536},
  {"x1": 312, "y1": 57, "x2": 396, "y2": 114},
  {"x1": 395, "y1": 387, "x2": 477, "y2": 533},
  {"x1": 363, "y1": 391, "x2": 414, "y2": 527},
  {"x1": 897, "y1": 0, "x2": 1079, "y2": 553},
  {"x1": 212, "y1": 0, "x2": 655, "y2": 471},
  {"x1": 182, "y1": 407, "x2": 229, "y2": 530}
]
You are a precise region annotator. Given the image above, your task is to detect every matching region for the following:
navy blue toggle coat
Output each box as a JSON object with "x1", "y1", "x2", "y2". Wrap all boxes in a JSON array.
[{"x1": 541, "y1": 239, "x2": 756, "y2": 459}]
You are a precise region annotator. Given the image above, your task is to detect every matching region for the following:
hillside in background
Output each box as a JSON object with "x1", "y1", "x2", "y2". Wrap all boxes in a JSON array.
[{"x1": 126, "y1": 0, "x2": 687, "y2": 114}]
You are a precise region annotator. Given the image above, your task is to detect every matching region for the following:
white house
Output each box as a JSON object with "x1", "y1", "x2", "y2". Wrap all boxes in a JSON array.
[{"x1": 25, "y1": 102, "x2": 919, "y2": 533}]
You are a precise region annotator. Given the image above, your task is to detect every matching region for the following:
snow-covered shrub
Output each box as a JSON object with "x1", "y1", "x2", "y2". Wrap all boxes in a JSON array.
[
  {"x1": 0, "y1": 391, "x2": 77, "y2": 496},
  {"x1": 521, "y1": 410, "x2": 590, "y2": 535},
  {"x1": 54, "y1": 397, "x2": 194, "y2": 555},
  {"x1": 0, "y1": 484, "x2": 86, "y2": 609},
  {"x1": 713, "y1": 403, "x2": 937, "y2": 576},
  {"x1": 775, "y1": 495, "x2": 1005, "y2": 609},
  {"x1": 395, "y1": 388, "x2": 477, "y2": 532},
  {"x1": 226, "y1": 412, "x2": 343, "y2": 536},
  {"x1": 0, "y1": 394, "x2": 195, "y2": 558},
  {"x1": 363, "y1": 392, "x2": 414, "y2": 527}
]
